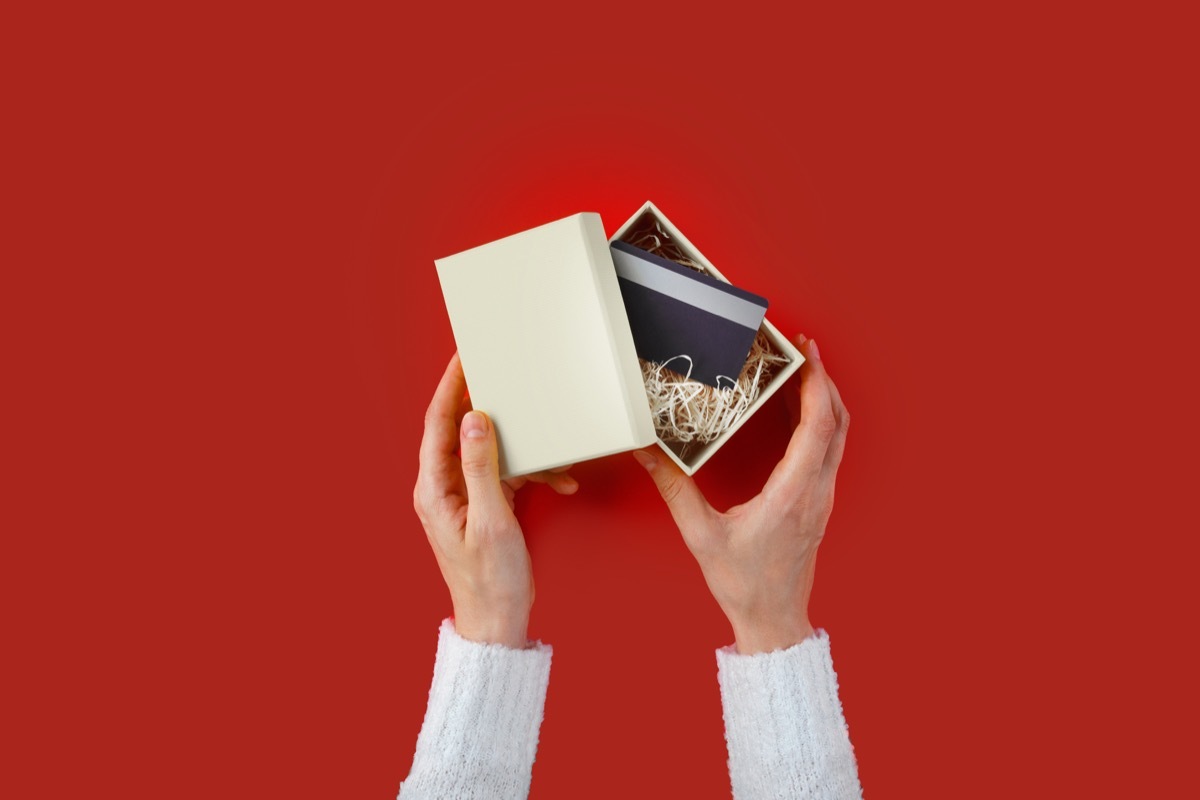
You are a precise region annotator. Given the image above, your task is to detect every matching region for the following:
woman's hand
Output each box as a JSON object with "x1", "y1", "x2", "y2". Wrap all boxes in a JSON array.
[
  {"x1": 632, "y1": 334, "x2": 849, "y2": 654},
  {"x1": 413, "y1": 352, "x2": 578, "y2": 648}
]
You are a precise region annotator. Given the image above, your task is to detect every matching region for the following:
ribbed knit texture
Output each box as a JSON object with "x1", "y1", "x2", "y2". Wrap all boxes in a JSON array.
[
  {"x1": 397, "y1": 618, "x2": 552, "y2": 800},
  {"x1": 399, "y1": 622, "x2": 863, "y2": 798},
  {"x1": 716, "y1": 630, "x2": 863, "y2": 799}
]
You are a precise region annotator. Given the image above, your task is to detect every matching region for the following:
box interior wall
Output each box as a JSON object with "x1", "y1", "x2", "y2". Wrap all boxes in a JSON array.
[{"x1": 609, "y1": 202, "x2": 803, "y2": 475}]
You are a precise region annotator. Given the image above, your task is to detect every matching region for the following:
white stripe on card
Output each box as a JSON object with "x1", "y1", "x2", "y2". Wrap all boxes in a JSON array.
[{"x1": 609, "y1": 246, "x2": 766, "y2": 330}]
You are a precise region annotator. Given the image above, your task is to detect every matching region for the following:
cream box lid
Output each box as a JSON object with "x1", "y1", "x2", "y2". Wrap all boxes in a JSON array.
[{"x1": 434, "y1": 212, "x2": 657, "y2": 480}]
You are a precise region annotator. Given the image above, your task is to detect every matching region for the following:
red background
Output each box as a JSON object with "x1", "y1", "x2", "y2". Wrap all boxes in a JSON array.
[{"x1": 5, "y1": 1, "x2": 1197, "y2": 798}]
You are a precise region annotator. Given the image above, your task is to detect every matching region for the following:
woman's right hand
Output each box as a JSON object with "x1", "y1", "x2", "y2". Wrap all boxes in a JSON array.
[{"x1": 631, "y1": 334, "x2": 849, "y2": 654}]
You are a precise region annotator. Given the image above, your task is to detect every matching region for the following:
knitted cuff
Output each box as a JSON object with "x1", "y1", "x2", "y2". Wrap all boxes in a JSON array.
[
  {"x1": 716, "y1": 631, "x2": 863, "y2": 800},
  {"x1": 399, "y1": 619, "x2": 552, "y2": 800}
]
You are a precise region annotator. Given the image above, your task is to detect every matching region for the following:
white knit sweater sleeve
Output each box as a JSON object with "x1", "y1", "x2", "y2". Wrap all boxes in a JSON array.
[
  {"x1": 397, "y1": 618, "x2": 552, "y2": 800},
  {"x1": 716, "y1": 630, "x2": 864, "y2": 799}
]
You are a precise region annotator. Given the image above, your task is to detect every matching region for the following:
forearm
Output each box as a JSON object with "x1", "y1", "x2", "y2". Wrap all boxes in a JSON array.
[
  {"x1": 398, "y1": 619, "x2": 552, "y2": 800},
  {"x1": 717, "y1": 630, "x2": 863, "y2": 800}
]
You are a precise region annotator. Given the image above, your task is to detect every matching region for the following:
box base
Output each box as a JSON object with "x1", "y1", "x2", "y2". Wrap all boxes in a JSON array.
[{"x1": 609, "y1": 202, "x2": 805, "y2": 475}]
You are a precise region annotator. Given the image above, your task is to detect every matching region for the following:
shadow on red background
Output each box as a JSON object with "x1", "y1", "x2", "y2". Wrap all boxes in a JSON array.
[{"x1": 5, "y1": 1, "x2": 1196, "y2": 798}]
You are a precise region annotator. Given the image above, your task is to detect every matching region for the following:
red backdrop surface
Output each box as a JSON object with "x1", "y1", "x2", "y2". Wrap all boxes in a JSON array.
[{"x1": 5, "y1": 1, "x2": 1197, "y2": 798}]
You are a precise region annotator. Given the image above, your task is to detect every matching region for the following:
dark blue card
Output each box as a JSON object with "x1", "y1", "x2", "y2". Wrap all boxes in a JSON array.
[{"x1": 610, "y1": 240, "x2": 769, "y2": 387}]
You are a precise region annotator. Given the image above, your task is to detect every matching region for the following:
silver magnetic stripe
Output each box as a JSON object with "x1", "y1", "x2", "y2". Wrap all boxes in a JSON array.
[{"x1": 610, "y1": 246, "x2": 766, "y2": 329}]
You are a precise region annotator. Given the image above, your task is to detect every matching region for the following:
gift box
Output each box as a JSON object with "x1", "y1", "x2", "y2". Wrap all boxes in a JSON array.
[{"x1": 434, "y1": 201, "x2": 803, "y2": 479}]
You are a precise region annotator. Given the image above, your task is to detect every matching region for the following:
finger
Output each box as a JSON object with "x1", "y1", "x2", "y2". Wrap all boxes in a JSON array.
[
  {"x1": 545, "y1": 472, "x2": 579, "y2": 494},
  {"x1": 765, "y1": 337, "x2": 838, "y2": 493},
  {"x1": 518, "y1": 470, "x2": 579, "y2": 495},
  {"x1": 418, "y1": 352, "x2": 467, "y2": 499},
  {"x1": 502, "y1": 482, "x2": 516, "y2": 512},
  {"x1": 503, "y1": 475, "x2": 529, "y2": 492},
  {"x1": 459, "y1": 409, "x2": 513, "y2": 523},
  {"x1": 631, "y1": 447, "x2": 714, "y2": 533},
  {"x1": 790, "y1": 333, "x2": 850, "y2": 472},
  {"x1": 822, "y1": 365, "x2": 850, "y2": 473},
  {"x1": 454, "y1": 393, "x2": 474, "y2": 437}
]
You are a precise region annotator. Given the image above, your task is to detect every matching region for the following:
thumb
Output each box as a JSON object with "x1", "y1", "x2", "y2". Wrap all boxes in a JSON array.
[
  {"x1": 631, "y1": 448, "x2": 713, "y2": 532},
  {"x1": 459, "y1": 411, "x2": 510, "y2": 518}
]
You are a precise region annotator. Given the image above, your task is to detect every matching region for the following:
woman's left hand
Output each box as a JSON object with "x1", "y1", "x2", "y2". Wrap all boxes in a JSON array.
[{"x1": 412, "y1": 352, "x2": 577, "y2": 647}]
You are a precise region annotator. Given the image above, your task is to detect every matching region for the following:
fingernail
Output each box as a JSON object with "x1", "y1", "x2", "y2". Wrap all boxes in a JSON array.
[
  {"x1": 795, "y1": 333, "x2": 808, "y2": 347},
  {"x1": 463, "y1": 411, "x2": 488, "y2": 438},
  {"x1": 807, "y1": 339, "x2": 821, "y2": 360},
  {"x1": 632, "y1": 450, "x2": 657, "y2": 471}
]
